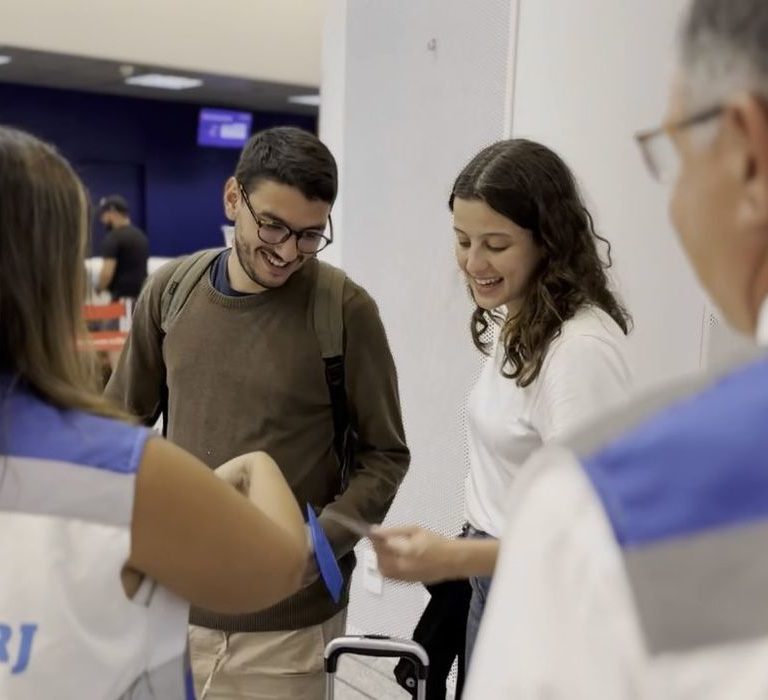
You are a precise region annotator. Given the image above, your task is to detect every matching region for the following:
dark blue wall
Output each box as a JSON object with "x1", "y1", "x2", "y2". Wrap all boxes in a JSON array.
[{"x1": 0, "y1": 82, "x2": 317, "y2": 256}]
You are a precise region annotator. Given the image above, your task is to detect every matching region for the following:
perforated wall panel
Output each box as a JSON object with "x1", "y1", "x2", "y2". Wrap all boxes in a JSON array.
[{"x1": 333, "y1": 0, "x2": 515, "y2": 649}]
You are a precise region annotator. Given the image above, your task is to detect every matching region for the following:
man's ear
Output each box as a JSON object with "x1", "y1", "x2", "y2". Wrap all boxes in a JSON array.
[
  {"x1": 728, "y1": 95, "x2": 768, "y2": 231},
  {"x1": 223, "y1": 177, "x2": 240, "y2": 222}
]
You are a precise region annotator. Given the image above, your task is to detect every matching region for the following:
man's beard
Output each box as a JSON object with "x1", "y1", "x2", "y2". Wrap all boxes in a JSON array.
[{"x1": 234, "y1": 229, "x2": 302, "y2": 289}]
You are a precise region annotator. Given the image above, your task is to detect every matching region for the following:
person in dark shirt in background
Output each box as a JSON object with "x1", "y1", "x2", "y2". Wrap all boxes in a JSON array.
[{"x1": 96, "y1": 194, "x2": 149, "y2": 302}]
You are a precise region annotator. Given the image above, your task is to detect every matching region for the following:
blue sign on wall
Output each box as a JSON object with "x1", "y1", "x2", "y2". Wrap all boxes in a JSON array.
[
  {"x1": 197, "y1": 109, "x2": 253, "y2": 148},
  {"x1": 0, "y1": 82, "x2": 316, "y2": 256}
]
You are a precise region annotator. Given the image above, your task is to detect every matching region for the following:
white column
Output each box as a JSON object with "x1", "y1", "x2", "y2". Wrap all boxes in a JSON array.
[{"x1": 319, "y1": 0, "x2": 516, "y2": 646}]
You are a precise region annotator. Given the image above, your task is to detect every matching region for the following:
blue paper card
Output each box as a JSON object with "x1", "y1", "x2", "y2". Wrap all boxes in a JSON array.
[{"x1": 307, "y1": 505, "x2": 344, "y2": 604}]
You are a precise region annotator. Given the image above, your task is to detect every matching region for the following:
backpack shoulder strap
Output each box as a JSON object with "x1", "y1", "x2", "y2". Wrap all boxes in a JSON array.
[
  {"x1": 160, "y1": 248, "x2": 223, "y2": 334},
  {"x1": 313, "y1": 260, "x2": 347, "y2": 359},
  {"x1": 312, "y1": 260, "x2": 355, "y2": 492}
]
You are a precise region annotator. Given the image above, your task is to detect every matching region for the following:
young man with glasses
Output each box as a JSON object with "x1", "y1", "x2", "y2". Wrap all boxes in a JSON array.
[
  {"x1": 106, "y1": 126, "x2": 410, "y2": 699},
  {"x1": 465, "y1": 0, "x2": 768, "y2": 697}
]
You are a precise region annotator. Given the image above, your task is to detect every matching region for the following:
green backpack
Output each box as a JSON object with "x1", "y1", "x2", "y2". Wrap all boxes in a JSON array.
[{"x1": 158, "y1": 248, "x2": 356, "y2": 492}]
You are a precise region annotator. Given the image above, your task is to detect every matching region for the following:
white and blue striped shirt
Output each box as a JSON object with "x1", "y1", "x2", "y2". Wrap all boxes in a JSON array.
[{"x1": 0, "y1": 379, "x2": 193, "y2": 699}]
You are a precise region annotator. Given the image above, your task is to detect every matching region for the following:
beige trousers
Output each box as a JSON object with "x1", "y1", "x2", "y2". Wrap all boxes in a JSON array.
[{"x1": 189, "y1": 610, "x2": 347, "y2": 699}]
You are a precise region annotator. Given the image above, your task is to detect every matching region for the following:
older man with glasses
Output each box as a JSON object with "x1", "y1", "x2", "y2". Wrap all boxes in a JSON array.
[{"x1": 465, "y1": 1, "x2": 768, "y2": 697}]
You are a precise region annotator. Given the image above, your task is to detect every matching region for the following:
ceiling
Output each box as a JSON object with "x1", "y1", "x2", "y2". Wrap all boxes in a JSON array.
[
  {"x1": 0, "y1": 0, "x2": 329, "y2": 87},
  {"x1": 0, "y1": 46, "x2": 319, "y2": 115}
]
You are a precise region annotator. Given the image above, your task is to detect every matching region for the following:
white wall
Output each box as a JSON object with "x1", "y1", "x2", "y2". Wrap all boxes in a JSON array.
[
  {"x1": 323, "y1": 0, "x2": 516, "y2": 642},
  {"x1": 318, "y1": 0, "x2": 348, "y2": 269},
  {"x1": 0, "y1": 0, "x2": 328, "y2": 87},
  {"x1": 511, "y1": 1, "x2": 705, "y2": 389}
]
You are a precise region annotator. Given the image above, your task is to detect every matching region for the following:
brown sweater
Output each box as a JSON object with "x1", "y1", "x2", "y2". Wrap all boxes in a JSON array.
[{"x1": 105, "y1": 255, "x2": 410, "y2": 632}]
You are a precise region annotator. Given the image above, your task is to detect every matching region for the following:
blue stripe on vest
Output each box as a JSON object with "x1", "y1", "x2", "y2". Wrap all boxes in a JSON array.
[
  {"x1": 0, "y1": 381, "x2": 149, "y2": 475},
  {"x1": 583, "y1": 356, "x2": 768, "y2": 547}
]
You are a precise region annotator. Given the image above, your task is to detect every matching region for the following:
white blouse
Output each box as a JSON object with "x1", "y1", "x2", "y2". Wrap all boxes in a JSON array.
[{"x1": 464, "y1": 305, "x2": 632, "y2": 536}]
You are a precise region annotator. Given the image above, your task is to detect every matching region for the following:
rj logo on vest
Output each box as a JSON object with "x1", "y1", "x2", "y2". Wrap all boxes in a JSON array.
[{"x1": 0, "y1": 624, "x2": 37, "y2": 674}]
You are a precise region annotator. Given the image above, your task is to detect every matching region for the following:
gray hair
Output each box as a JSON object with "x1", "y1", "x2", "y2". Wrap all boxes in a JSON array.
[{"x1": 680, "y1": 0, "x2": 768, "y2": 108}]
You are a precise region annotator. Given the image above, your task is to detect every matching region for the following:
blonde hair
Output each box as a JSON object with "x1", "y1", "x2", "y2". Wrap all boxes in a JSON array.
[{"x1": 0, "y1": 126, "x2": 125, "y2": 418}]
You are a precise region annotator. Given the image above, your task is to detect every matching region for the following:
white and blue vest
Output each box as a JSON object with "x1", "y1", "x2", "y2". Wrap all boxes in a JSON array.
[
  {"x1": 573, "y1": 354, "x2": 768, "y2": 656},
  {"x1": 0, "y1": 379, "x2": 194, "y2": 699}
]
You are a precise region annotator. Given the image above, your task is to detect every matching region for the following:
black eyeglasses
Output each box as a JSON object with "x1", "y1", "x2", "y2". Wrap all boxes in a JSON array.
[
  {"x1": 238, "y1": 182, "x2": 333, "y2": 255},
  {"x1": 635, "y1": 106, "x2": 724, "y2": 182}
]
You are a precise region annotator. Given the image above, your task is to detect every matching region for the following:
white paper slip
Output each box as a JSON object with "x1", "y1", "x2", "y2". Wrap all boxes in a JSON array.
[{"x1": 323, "y1": 510, "x2": 373, "y2": 538}]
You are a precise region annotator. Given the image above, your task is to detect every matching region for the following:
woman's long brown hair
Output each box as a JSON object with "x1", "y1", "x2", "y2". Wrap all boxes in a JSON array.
[
  {"x1": 450, "y1": 139, "x2": 632, "y2": 387},
  {"x1": 0, "y1": 126, "x2": 125, "y2": 418}
]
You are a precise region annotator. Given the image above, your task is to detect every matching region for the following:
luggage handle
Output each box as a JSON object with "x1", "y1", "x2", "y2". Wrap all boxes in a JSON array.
[{"x1": 324, "y1": 635, "x2": 429, "y2": 679}]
